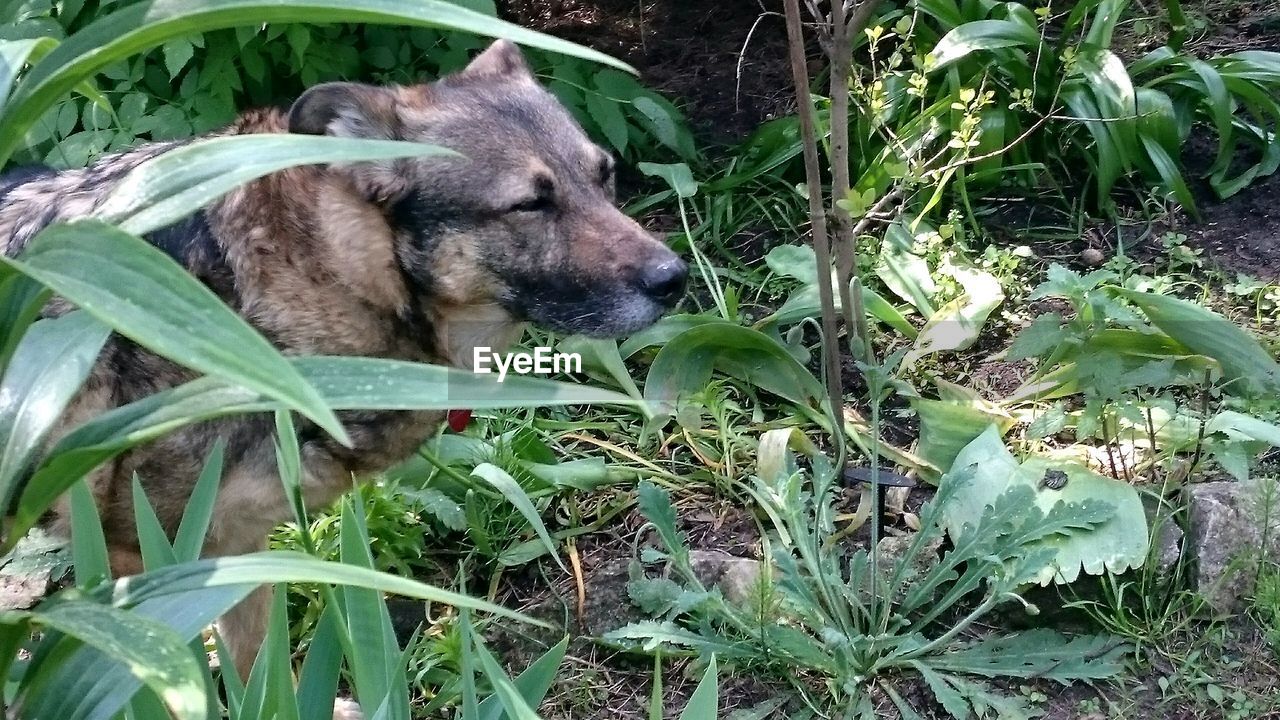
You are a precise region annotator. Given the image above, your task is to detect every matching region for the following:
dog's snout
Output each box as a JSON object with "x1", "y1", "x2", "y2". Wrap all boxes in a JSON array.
[{"x1": 637, "y1": 257, "x2": 688, "y2": 306}]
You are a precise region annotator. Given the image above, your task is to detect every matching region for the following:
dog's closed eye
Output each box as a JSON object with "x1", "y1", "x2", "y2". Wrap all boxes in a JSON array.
[
  {"x1": 509, "y1": 195, "x2": 553, "y2": 213},
  {"x1": 508, "y1": 175, "x2": 555, "y2": 214}
]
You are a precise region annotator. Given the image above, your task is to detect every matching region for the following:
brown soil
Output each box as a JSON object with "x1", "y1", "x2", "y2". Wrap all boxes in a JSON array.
[{"x1": 496, "y1": 0, "x2": 796, "y2": 145}]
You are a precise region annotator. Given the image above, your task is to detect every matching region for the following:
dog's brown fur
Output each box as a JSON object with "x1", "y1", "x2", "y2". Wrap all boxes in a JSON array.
[{"x1": 0, "y1": 40, "x2": 685, "y2": 683}]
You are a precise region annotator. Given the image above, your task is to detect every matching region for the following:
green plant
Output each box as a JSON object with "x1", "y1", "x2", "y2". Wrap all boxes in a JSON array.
[
  {"x1": 7, "y1": 0, "x2": 695, "y2": 170},
  {"x1": 0, "y1": 1, "x2": 647, "y2": 717},
  {"x1": 919, "y1": 0, "x2": 1280, "y2": 216},
  {"x1": 608, "y1": 429, "x2": 1130, "y2": 718},
  {"x1": 1002, "y1": 264, "x2": 1280, "y2": 482}
]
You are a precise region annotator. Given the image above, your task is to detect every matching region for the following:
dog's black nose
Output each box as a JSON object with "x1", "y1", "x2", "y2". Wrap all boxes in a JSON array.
[{"x1": 638, "y1": 258, "x2": 688, "y2": 306}]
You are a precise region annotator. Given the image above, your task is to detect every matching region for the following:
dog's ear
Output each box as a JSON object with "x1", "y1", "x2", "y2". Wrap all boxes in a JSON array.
[
  {"x1": 458, "y1": 39, "x2": 532, "y2": 81},
  {"x1": 288, "y1": 83, "x2": 413, "y2": 202},
  {"x1": 288, "y1": 82, "x2": 401, "y2": 138}
]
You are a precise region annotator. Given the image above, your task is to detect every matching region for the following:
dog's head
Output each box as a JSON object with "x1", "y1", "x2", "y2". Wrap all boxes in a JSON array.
[{"x1": 288, "y1": 40, "x2": 687, "y2": 338}]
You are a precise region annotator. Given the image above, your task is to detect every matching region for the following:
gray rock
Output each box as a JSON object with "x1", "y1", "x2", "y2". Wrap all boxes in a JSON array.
[
  {"x1": 688, "y1": 550, "x2": 763, "y2": 605},
  {"x1": 875, "y1": 533, "x2": 943, "y2": 599},
  {"x1": 1153, "y1": 516, "x2": 1184, "y2": 576},
  {"x1": 1143, "y1": 493, "x2": 1185, "y2": 576},
  {"x1": 577, "y1": 551, "x2": 766, "y2": 637},
  {"x1": 0, "y1": 568, "x2": 51, "y2": 611},
  {"x1": 1186, "y1": 481, "x2": 1280, "y2": 612}
]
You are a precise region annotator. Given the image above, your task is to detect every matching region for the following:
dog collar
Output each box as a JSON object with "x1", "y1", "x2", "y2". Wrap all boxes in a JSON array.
[{"x1": 446, "y1": 409, "x2": 472, "y2": 432}]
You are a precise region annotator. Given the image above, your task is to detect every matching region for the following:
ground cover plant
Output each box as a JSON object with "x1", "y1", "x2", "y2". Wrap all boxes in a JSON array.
[{"x1": 2, "y1": 0, "x2": 1280, "y2": 718}]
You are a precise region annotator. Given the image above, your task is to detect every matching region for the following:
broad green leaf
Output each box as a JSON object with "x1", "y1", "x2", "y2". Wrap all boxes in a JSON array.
[
  {"x1": 0, "y1": 311, "x2": 110, "y2": 511},
  {"x1": 902, "y1": 267, "x2": 1003, "y2": 368},
  {"x1": 96, "y1": 135, "x2": 457, "y2": 235},
  {"x1": 878, "y1": 222, "x2": 937, "y2": 316},
  {"x1": 68, "y1": 479, "x2": 110, "y2": 588},
  {"x1": 18, "y1": 600, "x2": 207, "y2": 720},
  {"x1": 911, "y1": 397, "x2": 1012, "y2": 483},
  {"x1": 939, "y1": 427, "x2": 1148, "y2": 584},
  {"x1": 926, "y1": 629, "x2": 1127, "y2": 681},
  {"x1": 928, "y1": 20, "x2": 1039, "y2": 71},
  {"x1": 1, "y1": 220, "x2": 348, "y2": 444},
  {"x1": 619, "y1": 314, "x2": 732, "y2": 359},
  {"x1": 637, "y1": 162, "x2": 698, "y2": 199},
  {"x1": 557, "y1": 336, "x2": 643, "y2": 401},
  {"x1": 0, "y1": 0, "x2": 633, "y2": 165},
  {"x1": 764, "y1": 244, "x2": 820, "y2": 286},
  {"x1": 585, "y1": 91, "x2": 628, "y2": 155},
  {"x1": 643, "y1": 324, "x2": 824, "y2": 420},
  {"x1": 1114, "y1": 288, "x2": 1280, "y2": 396},
  {"x1": 1205, "y1": 411, "x2": 1280, "y2": 447},
  {"x1": 763, "y1": 281, "x2": 917, "y2": 338}
]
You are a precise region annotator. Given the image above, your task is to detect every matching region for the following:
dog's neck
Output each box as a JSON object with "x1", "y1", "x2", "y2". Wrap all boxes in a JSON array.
[{"x1": 300, "y1": 174, "x2": 525, "y2": 367}]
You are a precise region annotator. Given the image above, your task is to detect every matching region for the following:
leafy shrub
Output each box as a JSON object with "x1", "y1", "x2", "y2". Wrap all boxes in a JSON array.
[
  {"x1": 700, "y1": 0, "x2": 1280, "y2": 234},
  {"x1": 6, "y1": 0, "x2": 695, "y2": 169},
  {"x1": 609, "y1": 430, "x2": 1129, "y2": 718}
]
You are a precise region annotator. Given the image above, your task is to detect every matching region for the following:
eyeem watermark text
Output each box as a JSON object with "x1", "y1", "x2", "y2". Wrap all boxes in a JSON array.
[{"x1": 473, "y1": 347, "x2": 582, "y2": 382}]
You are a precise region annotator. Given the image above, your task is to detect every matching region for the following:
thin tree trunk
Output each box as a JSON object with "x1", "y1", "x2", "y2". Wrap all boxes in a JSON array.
[
  {"x1": 782, "y1": 0, "x2": 845, "y2": 416},
  {"x1": 829, "y1": 1, "x2": 882, "y2": 366}
]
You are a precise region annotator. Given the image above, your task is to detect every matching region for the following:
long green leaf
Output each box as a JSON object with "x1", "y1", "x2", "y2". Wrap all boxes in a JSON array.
[
  {"x1": 296, "y1": 604, "x2": 345, "y2": 720},
  {"x1": 172, "y1": 441, "x2": 224, "y2": 562},
  {"x1": 0, "y1": 311, "x2": 110, "y2": 511},
  {"x1": 929, "y1": 20, "x2": 1039, "y2": 71},
  {"x1": 96, "y1": 135, "x2": 457, "y2": 235},
  {"x1": 477, "y1": 636, "x2": 569, "y2": 720},
  {"x1": 293, "y1": 355, "x2": 637, "y2": 410},
  {"x1": 106, "y1": 551, "x2": 544, "y2": 624},
  {"x1": 471, "y1": 463, "x2": 566, "y2": 572},
  {"x1": 17, "y1": 600, "x2": 207, "y2": 720},
  {"x1": 676, "y1": 656, "x2": 718, "y2": 720},
  {"x1": 9, "y1": 357, "x2": 635, "y2": 547},
  {"x1": 0, "y1": 267, "x2": 52, "y2": 367},
  {"x1": 0, "y1": 37, "x2": 56, "y2": 110},
  {"x1": 8, "y1": 378, "x2": 267, "y2": 547},
  {"x1": 0, "y1": 219, "x2": 348, "y2": 443},
  {"x1": 1115, "y1": 288, "x2": 1280, "y2": 396},
  {"x1": 339, "y1": 495, "x2": 409, "y2": 719},
  {"x1": 0, "y1": 0, "x2": 633, "y2": 164},
  {"x1": 472, "y1": 641, "x2": 543, "y2": 720}
]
